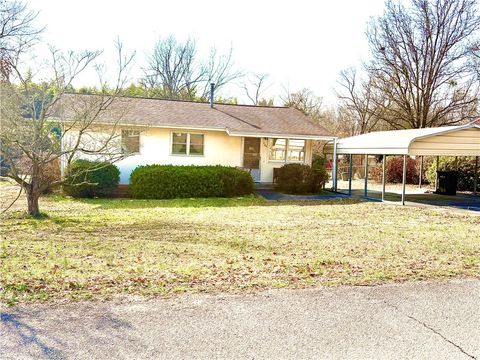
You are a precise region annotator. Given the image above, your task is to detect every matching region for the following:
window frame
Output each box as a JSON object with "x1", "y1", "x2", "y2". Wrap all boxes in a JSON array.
[
  {"x1": 286, "y1": 139, "x2": 306, "y2": 162},
  {"x1": 268, "y1": 138, "x2": 307, "y2": 163},
  {"x1": 268, "y1": 138, "x2": 288, "y2": 162},
  {"x1": 170, "y1": 131, "x2": 205, "y2": 157},
  {"x1": 121, "y1": 129, "x2": 141, "y2": 155}
]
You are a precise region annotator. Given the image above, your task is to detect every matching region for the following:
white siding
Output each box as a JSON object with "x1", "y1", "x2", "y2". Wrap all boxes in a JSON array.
[
  {"x1": 63, "y1": 127, "x2": 316, "y2": 184},
  {"x1": 116, "y1": 128, "x2": 243, "y2": 184}
]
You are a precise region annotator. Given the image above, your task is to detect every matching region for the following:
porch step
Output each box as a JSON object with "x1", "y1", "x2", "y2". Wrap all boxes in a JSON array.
[{"x1": 255, "y1": 182, "x2": 275, "y2": 190}]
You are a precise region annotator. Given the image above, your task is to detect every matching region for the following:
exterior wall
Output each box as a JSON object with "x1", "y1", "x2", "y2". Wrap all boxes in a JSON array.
[
  {"x1": 409, "y1": 128, "x2": 480, "y2": 156},
  {"x1": 259, "y1": 139, "x2": 313, "y2": 183},
  {"x1": 62, "y1": 127, "x2": 315, "y2": 184},
  {"x1": 116, "y1": 128, "x2": 243, "y2": 183}
]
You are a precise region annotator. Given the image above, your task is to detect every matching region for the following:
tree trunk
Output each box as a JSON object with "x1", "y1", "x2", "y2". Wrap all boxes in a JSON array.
[{"x1": 26, "y1": 189, "x2": 41, "y2": 216}]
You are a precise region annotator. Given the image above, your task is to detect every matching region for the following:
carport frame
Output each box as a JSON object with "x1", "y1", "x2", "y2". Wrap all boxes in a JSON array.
[{"x1": 326, "y1": 121, "x2": 480, "y2": 205}]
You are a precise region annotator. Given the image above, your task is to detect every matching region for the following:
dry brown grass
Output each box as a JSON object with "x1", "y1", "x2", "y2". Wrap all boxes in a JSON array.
[{"x1": 1, "y1": 183, "x2": 479, "y2": 305}]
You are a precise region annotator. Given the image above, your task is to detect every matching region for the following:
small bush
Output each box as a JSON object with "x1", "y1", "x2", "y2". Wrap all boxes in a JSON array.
[
  {"x1": 129, "y1": 165, "x2": 254, "y2": 199},
  {"x1": 371, "y1": 156, "x2": 419, "y2": 184},
  {"x1": 312, "y1": 155, "x2": 330, "y2": 188},
  {"x1": 426, "y1": 157, "x2": 479, "y2": 192},
  {"x1": 275, "y1": 163, "x2": 326, "y2": 194},
  {"x1": 63, "y1": 160, "x2": 120, "y2": 198}
]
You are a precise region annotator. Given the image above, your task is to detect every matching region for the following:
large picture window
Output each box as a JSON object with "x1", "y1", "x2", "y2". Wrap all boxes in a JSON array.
[
  {"x1": 287, "y1": 139, "x2": 306, "y2": 161},
  {"x1": 268, "y1": 138, "x2": 287, "y2": 160},
  {"x1": 268, "y1": 138, "x2": 306, "y2": 162},
  {"x1": 172, "y1": 132, "x2": 204, "y2": 156},
  {"x1": 121, "y1": 130, "x2": 140, "y2": 154}
]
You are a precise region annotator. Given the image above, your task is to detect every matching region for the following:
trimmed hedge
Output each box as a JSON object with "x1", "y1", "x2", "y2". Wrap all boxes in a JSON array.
[
  {"x1": 63, "y1": 160, "x2": 120, "y2": 198},
  {"x1": 275, "y1": 162, "x2": 327, "y2": 194},
  {"x1": 129, "y1": 165, "x2": 254, "y2": 199}
]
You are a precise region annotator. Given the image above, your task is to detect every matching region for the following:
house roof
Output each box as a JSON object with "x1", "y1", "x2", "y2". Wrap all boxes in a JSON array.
[
  {"x1": 56, "y1": 93, "x2": 333, "y2": 140},
  {"x1": 324, "y1": 122, "x2": 480, "y2": 156}
]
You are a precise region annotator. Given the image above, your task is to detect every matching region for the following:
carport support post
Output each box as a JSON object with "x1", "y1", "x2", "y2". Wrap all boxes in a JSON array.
[
  {"x1": 402, "y1": 155, "x2": 407, "y2": 206},
  {"x1": 381, "y1": 155, "x2": 386, "y2": 202},
  {"x1": 419, "y1": 156, "x2": 423, "y2": 188},
  {"x1": 348, "y1": 154, "x2": 353, "y2": 196},
  {"x1": 332, "y1": 138, "x2": 338, "y2": 192},
  {"x1": 435, "y1": 156, "x2": 440, "y2": 189},
  {"x1": 474, "y1": 156, "x2": 478, "y2": 195},
  {"x1": 364, "y1": 154, "x2": 368, "y2": 198}
]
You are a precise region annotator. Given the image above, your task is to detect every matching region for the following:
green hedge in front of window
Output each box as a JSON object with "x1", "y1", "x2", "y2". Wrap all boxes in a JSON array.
[{"x1": 129, "y1": 165, "x2": 254, "y2": 199}]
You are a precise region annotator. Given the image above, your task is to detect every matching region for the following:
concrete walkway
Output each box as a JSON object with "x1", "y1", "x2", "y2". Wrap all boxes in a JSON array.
[{"x1": 1, "y1": 279, "x2": 479, "y2": 359}]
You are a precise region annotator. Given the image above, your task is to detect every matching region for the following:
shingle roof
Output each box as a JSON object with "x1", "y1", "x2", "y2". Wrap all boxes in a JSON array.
[{"x1": 56, "y1": 93, "x2": 333, "y2": 139}]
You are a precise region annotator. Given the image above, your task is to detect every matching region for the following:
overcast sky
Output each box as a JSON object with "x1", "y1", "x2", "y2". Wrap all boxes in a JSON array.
[{"x1": 31, "y1": 0, "x2": 387, "y2": 105}]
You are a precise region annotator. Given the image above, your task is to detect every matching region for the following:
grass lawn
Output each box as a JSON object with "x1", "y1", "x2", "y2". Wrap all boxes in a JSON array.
[{"x1": 1, "y1": 183, "x2": 479, "y2": 305}]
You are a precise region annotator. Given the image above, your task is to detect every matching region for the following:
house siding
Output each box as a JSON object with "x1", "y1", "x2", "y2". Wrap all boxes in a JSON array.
[
  {"x1": 116, "y1": 128, "x2": 243, "y2": 184},
  {"x1": 62, "y1": 127, "x2": 315, "y2": 184}
]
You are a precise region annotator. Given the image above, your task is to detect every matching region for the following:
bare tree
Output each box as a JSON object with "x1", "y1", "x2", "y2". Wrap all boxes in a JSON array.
[
  {"x1": 0, "y1": 41, "x2": 135, "y2": 216},
  {"x1": 199, "y1": 47, "x2": 243, "y2": 100},
  {"x1": 142, "y1": 36, "x2": 242, "y2": 100},
  {"x1": 472, "y1": 44, "x2": 480, "y2": 80},
  {"x1": 281, "y1": 88, "x2": 325, "y2": 121},
  {"x1": 0, "y1": 0, "x2": 43, "y2": 80},
  {"x1": 142, "y1": 36, "x2": 199, "y2": 99},
  {"x1": 336, "y1": 68, "x2": 383, "y2": 135},
  {"x1": 241, "y1": 73, "x2": 271, "y2": 105},
  {"x1": 366, "y1": 0, "x2": 480, "y2": 129}
]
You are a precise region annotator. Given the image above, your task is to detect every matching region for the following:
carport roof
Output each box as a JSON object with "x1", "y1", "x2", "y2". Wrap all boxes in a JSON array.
[{"x1": 325, "y1": 121, "x2": 480, "y2": 156}]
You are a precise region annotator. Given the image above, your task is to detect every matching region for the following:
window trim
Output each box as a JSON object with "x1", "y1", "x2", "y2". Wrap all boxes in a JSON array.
[
  {"x1": 268, "y1": 138, "x2": 306, "y2": 163},
  {"x1": 121, "y1": 129, "x2": 141, "y2": 155},
  {"x1": 170, "y1": 131, "x2": 205, "y2": 157},
  {"x1": 286, "y1": 139, "x2": 306, "y2": 162}
]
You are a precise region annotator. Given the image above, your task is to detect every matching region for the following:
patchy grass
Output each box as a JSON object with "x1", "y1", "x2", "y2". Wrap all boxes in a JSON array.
[{"x1": 1, "y1": 185, "x2": 479, "y2": 304}]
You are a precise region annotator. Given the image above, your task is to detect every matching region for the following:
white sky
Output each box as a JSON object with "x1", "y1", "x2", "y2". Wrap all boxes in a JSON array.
[{"x1": 31, "y1": 0, "x2": 387, "y2": 105}]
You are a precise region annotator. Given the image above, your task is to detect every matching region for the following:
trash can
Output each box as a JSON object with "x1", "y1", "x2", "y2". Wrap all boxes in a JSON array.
[{"x1": 436, "y1": 171, "x2": 458, "y2": 195}]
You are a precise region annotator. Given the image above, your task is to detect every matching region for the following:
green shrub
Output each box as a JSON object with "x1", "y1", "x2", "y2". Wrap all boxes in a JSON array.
[
  {"x1": 312, "y1": 155, "x2": 330, "y2": 188},
  {"x1": 426, "y1": 157, "x2": 479, "y2": 192},
  {"x1": 129, "y1": 165, "x2": 254, "y2": 199},
  {"x1": 63, "y1": 160, "x2": 120, "y2": 198},
  {"x1": 275, "y1": 163, "x2": 326, "y2": 194}
]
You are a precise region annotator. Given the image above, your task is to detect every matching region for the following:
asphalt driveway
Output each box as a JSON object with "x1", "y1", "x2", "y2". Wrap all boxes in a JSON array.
[{"x1": 1, "y1": 279, "x2": 479, "y2": 359}]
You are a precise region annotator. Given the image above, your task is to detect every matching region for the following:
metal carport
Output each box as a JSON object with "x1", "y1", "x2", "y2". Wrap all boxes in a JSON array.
[{"x1": 325, "y1": 120, "x2": 480, "y2": 205}]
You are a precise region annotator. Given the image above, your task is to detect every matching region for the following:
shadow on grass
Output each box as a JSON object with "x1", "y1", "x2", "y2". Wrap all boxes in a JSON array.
[
  {"x1": 344, "y1": 188, "x2": 480, "y2": 210},
  {"x1": 70, "y1": 194, "x2": 363, "y2": 210}
]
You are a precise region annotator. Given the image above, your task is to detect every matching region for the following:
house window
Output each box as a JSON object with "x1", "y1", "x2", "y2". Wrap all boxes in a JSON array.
[
  {"x1": 268, "y1": 138, "x2": 306, "y2": 162},
  {"x1": 122, "y1": 130, "x2": 140, "y2": 154},
  {"x1": 287, "y1": 139, "x2": 306, "y2": 161},
  {"x1": 172, "y1": 132, "x2": 188, "y2": 155},
  {"x1": 268, "y1": 138, "x2": 287, "y2": 160},
  {"x1": 172, "y1": 132, "x2": 204, "y2": 156}
]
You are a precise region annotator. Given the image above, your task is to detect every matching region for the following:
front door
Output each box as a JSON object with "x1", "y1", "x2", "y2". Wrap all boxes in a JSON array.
[{"x1": 243, "y1": 137, "x2": 261, "y2": 182}]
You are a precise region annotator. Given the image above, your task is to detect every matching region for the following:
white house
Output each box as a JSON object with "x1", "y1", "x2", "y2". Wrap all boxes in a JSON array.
[{"x1": 58, "y1": 94, "x2": 334, "y2": 184}]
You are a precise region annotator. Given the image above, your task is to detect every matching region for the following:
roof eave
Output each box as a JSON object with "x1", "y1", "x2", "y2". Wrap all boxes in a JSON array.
[{"x1": 226, "y1": 129, "x2": 335, "y2": 140}]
